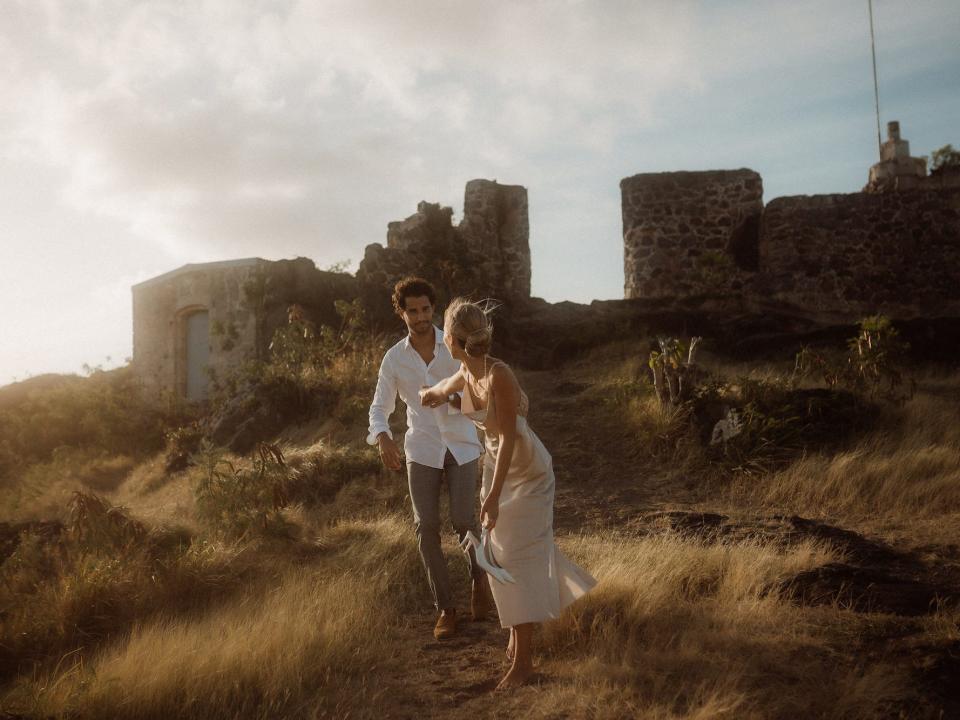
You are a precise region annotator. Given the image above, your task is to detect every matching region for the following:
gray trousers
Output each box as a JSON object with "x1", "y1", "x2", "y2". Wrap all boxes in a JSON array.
[{"x1": 407, "y1": 450, "x2": 484, "y2": 610}]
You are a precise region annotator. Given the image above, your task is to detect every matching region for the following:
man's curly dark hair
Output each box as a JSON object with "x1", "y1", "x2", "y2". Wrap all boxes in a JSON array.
[{"x1": 391, "y1": 276, "x2": 437, "y2": 316}]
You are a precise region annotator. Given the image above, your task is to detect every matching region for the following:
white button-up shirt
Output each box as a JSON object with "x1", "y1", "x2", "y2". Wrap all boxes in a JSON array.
[{"x1": 367, "y1": 325, "x2": 482, "y2": 469}]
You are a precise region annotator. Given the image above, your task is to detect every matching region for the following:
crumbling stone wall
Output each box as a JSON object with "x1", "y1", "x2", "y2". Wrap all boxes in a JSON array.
[
  {"x1": 754, "y1": 189, "x2": 960, "y2": 321},
  {"x1": 459, "y1": 180, "x2": 531, "y2": 299},
  {"x1": 621, "y1": 170, "x2": 763, "y2": 299},
  {"x1": 621, "y1": 167, "x2": 960, "y2": 323},
  {"x1": 357, "y1": 179, "x2": 531, "y2": 325}
]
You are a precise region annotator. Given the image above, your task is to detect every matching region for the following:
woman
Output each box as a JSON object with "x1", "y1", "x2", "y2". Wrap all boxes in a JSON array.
[{"x1": 419, "y1": 298, "x2": 596, "y2": 690}]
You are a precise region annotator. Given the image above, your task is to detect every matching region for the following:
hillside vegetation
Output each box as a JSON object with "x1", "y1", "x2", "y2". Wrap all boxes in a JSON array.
[{"x1": 1, "y1": 315, "x2": 958, "y2": 719}]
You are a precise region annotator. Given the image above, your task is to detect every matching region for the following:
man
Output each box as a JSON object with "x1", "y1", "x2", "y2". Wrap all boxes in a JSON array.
[{"x1": 367, "y1": 276, "x2": 493, "y2": 639}]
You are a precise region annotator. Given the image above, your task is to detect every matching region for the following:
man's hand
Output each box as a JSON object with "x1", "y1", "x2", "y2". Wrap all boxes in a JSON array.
[
  {"x1": 377, "y1": 433, "x2": 402, "y2": 471},
  {"x1": 480, "y1": 494, "x2": 499, "y2": 530}
]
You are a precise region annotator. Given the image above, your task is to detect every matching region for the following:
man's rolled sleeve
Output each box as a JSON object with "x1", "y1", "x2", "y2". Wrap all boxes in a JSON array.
[{"x1": 367, "y1": 353, "x2": 397, "y2": 445}]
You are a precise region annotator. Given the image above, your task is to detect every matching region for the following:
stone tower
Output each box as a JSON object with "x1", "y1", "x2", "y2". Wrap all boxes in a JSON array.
[
  {"x1": 621, "y1": 169, "x2": 763, "y2": 299},
  {"x1": 458, "y1": 180, "x2": 531, "y2": 300},
  {"x1": 356, "y1": 179, "x2": 531, "y2": 325},
  {"x1": 865, "y1": 121, "x2": 928, "y2": 192}
]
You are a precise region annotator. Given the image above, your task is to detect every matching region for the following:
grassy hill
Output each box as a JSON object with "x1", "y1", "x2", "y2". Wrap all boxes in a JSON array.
[{"x1": 1, "y1": 327, "x2": 958, "y2": 719}]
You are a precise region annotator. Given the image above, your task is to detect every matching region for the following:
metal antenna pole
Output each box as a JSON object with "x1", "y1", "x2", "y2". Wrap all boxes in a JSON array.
[{"x1": 868, "y1": 0, "x2": 882, "y2": 158}]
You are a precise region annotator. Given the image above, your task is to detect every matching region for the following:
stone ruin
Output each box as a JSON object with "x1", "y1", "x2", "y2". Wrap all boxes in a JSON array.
[
  {"x1": 621, "y1": 124, "x2": 960, "y2": 325},
  {"x1": 622, "y1": 169, "x2": 763, "y2": 300},
  {"x1": 355, "y1": 178, "x2": 530, "y2": 325},
  {"x1": 132, "y1": 179, "x2": 531, "y2": 402},
  {"x1": 132, "y1": 135, "x2": 960, "y2": 402},
  {"x1": 865, "y1": 121, "x2": 929, "y2": 193},
  {"x1": 132, "y1": 258, "x2": 355, "y2": 403}
]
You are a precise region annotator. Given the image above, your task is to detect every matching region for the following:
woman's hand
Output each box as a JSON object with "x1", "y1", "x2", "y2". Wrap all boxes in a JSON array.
[
  {"x1": 418, "y1": 386, "x2": 448, "y2": 409},
  {"x1": 480, "y1": 494, "x2": 499, "y2": 530}
]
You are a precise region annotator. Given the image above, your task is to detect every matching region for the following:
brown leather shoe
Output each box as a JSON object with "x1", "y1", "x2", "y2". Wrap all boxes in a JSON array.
[
  {"x1": 433, "y1": 609, "x2": 457, "y2": 639},
  {"x1": 471, "y1": 578, "x2": 494, "y2": 621}
]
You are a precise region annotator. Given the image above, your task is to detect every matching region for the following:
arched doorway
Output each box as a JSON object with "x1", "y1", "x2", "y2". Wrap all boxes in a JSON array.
[{"x1": 176, "y1": 306, "x2": 210, "y2": 402}]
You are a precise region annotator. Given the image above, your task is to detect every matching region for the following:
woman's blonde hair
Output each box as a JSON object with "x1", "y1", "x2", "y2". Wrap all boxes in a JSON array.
[{"x1": 443, "y1": 298, "x2": 496, "y2": 357}]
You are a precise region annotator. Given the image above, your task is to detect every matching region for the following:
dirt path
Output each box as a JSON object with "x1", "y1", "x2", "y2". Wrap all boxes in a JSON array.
[
  {"x1": 376, "y1": 363, "x2": 960, "y2": 719},
  {"x1": 523, "y1": 366, "x2": 701, "y2": 532},
  {"x1": 385, "y1": 364, "x2": 704, "y2": 718}
]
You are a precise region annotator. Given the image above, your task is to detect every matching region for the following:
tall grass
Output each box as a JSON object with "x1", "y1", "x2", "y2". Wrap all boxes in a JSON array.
[
  {"x1": 10, "y1": 516, "x2": 425, "y2": 720},
  {"x1": 0, "y1": 367, "x2": 171, "y2": 482},
  {"x1": 2, "y1": 447, "x2": 139, "y2": 522},
  {"x1": 0, "y1": 493, "x2": 253, "y2": 680},
  {"x1": 2, "y1": 333, "x2": 957, "y2": 719},
  {"x1": 592, "y1": 340, "x2": 960, "y2": 529},
  {"x1": 737, "y1": 388, "x2": 960, "y2": 523},
  {"x1": 10, "y1": 520, "x2": 911, "y2": 720},
  {"x1": 536, "y1": 532, "x2": 903, "y2": 720}
]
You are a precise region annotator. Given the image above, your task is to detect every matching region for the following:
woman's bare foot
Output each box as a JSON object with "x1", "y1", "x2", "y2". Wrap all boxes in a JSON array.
[
  {"x1": 496, "y1": 664, "x2": 533, "y2": 690},
  {"x1": 496, "y1": 623, "x2": 534, "y2": 690}
]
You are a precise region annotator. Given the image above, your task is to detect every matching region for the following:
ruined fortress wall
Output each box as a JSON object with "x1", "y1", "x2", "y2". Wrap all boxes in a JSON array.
[
  {"x1": 755, "y1": 189, "x2": 960, "y2": 320},
  {"x1": 622, "y1": 168, "x2": 960, "y2": 322},
  {"x1": 459, "y1": 179, "x2": 531, "y2": 299},
  {"x1": 621, "y1": 170, "x2": 763, "y2": 299},
  {"x1": 357, "y1": 179, "x2": 531, "y2": 326}
]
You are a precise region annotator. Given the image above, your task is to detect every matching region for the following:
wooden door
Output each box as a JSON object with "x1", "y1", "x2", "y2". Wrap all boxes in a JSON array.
[{"x1": 185, "y1": 311, "x2": 210, "y2": 401}]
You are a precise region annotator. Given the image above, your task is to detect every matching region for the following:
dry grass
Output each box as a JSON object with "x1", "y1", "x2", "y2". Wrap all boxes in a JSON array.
[
  {"x1": 0, "y1": 510, "x2": 253, "y2": 681},
  {"x1": 590, "y1": 347, "x2": 960, "y2": 532},
  {"x1": 1, "y1": 448, "x2": 138, "y2": 523},
  {"x1": 736, "y1": 384, "x2": 960, "y2": 524},
  {"x1": 2, "y1": 338, "x2": 958, "y2": 718},
  {"x1": 6, "y1": 516, "x2": 424, "y2": 720},
  {"x1": 7, "y1": 519, "x2": 911, "y2": 720},
  {"x1": 536, "y1": 532, "x2": 904, "y2": 720},
  {"x1": 591, "y1": 350, "x2": 705, "y2": 471},
  {"x1": 0, "y1": 367, "x2": 170, "y2": 485}
]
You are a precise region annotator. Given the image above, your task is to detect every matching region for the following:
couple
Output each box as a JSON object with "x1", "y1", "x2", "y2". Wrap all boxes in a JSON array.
[{"x1": 367, "y1": 277, "x2": 596, "y2": 690}]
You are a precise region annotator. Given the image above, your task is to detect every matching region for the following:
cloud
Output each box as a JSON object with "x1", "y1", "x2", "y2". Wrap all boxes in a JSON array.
[
  {"x1": 1, "y1": 0, "x2": 705, "y2": 264},
  {"x1": 1, "y1": 0, "x2": 958, "y2": 386},
  {"x1": 1, "y1": 0, "x2": 957, "y2": 286}
]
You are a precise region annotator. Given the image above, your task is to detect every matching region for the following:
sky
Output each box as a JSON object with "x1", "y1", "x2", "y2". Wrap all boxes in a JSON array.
[{"x1": 1, "y1": 0, "x2": 958, "y2": 385}]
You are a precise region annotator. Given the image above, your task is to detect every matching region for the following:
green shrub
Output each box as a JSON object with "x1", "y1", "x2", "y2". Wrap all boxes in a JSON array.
[
  {"x1": 794, "y1": 315, "x2": 911, "y2": 403},
  {"x1": 648, "y1": 336, "x2": 703, "y2": 405},
  {"x1": 192, "y1": 442, "x2": 292, "y2": 540},
  {"x1": 930, "y1": 143, "x2": 960, "y2": 173},
  {"x1": 208, "y1": 299, "x2": 386, "y2": 433},
  {"x1": 68, "y1": 490, "x2": 147, "y2": 553},
  {"x1": 700, "y1": 378, "x2": 874, "y2": 476}
]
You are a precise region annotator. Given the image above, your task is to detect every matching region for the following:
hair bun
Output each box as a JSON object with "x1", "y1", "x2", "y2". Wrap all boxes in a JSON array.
[
  {"x1": 444, "y1": 296, "x2": 497, "y2": 357},
  {"x1": 464, "y1": 325, "x2": 493, "y2": 356}
]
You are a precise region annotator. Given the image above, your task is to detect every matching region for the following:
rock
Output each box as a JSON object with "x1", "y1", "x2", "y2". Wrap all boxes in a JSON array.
[
  {"x1": 208, "y1": 378, "x2": 333, "y2": 454},
  {"x1": 779, "y1": 562, "x2": 943, "y2": 616}
]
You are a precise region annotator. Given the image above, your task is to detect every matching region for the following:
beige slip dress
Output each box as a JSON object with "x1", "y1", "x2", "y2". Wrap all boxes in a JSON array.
[{"x1": 461, "y1": 359, "x2": 596, "y2": 628}]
